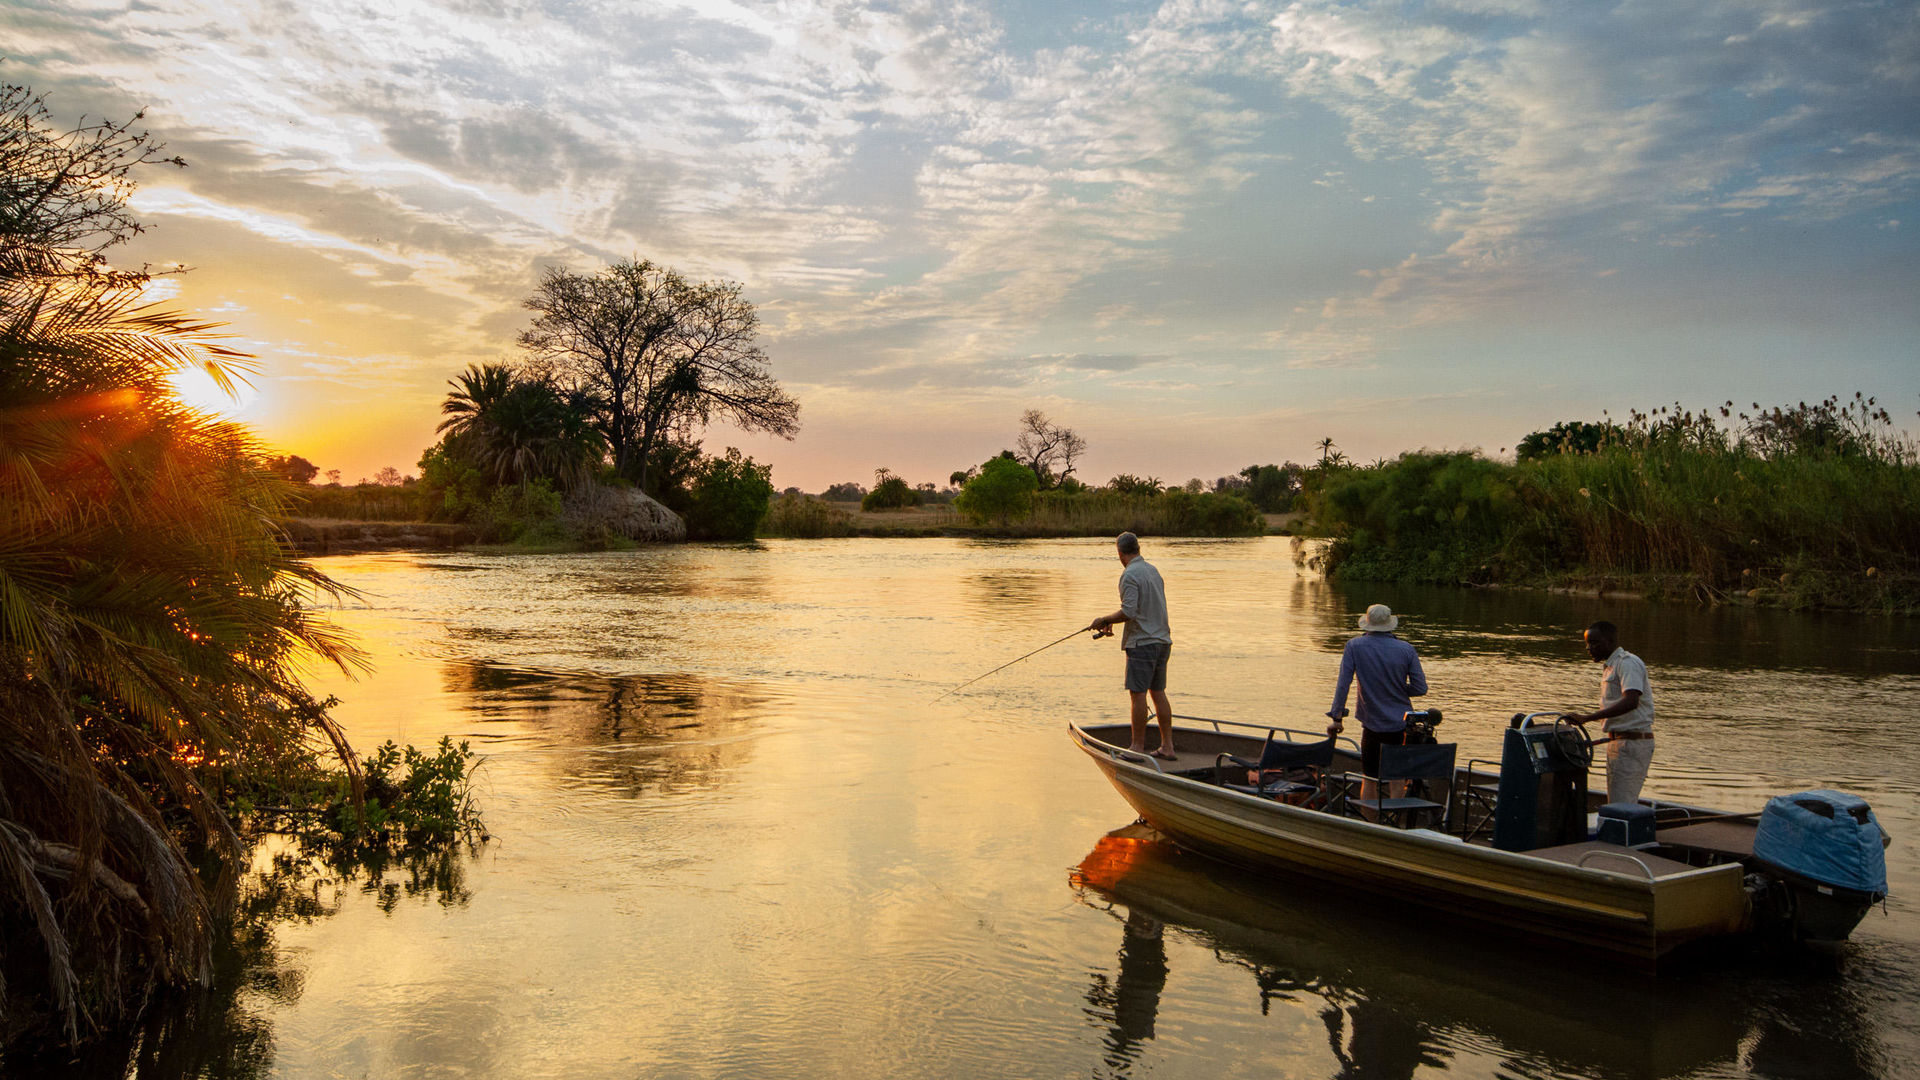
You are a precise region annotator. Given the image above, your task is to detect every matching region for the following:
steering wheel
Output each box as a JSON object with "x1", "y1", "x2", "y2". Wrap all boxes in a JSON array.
[{"x1": 1550, "y1": 716, "x2": 1596, "y2": 768}]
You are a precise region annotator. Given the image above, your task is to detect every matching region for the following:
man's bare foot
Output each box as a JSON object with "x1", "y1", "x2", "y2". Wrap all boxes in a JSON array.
[
  {"x1": 1151, "y1": 747, "x2": 1179, "y2": 760},
  {"x1": 1127, "y1": 745, "x2": 1148, "y2": 755}
]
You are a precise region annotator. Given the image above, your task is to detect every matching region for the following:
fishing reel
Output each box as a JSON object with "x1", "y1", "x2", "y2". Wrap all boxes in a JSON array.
[
  {"x1": 1403, "y1": 708, "x2": 1443, "y2": 744},
  {"x1": 1090, "y1": 624, "x2": 1114, "y2": 639}
]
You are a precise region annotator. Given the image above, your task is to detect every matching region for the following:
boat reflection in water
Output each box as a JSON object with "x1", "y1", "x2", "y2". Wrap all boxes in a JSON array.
[{"x1": 1070, "y1": 824, "x2": 1890, "y2": 1080}]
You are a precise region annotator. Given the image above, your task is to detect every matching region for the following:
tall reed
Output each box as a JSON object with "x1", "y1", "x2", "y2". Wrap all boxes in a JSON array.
[{"x1": 1303, "y1": 398, "x2": 1920, "y2": 612}]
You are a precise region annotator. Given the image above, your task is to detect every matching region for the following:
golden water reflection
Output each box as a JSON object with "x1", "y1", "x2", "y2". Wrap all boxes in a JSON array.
[
  {"x1": 1072, "y1": 827, "x2": 1889, "y2": 1080},
  {"x1": 75, "y1": 538, "x2": 1920, "y2": 1078}
]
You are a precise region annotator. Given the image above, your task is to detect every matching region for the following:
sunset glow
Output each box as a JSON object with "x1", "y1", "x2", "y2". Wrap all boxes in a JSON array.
[
  {"x1": 164, "y1": 364, "x2": 256, "y2": 417},
  {"x1": 5, "y1": 1, "x2": 1916, "y2": 489}
]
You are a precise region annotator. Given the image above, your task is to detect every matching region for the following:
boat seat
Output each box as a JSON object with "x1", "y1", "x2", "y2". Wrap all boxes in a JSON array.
[
  {"x1": 1457, "y1": 759, "x2": 1501, "y2": 842},
  {"x1": 1348, "y1": 743, "x2": 1457, "y2": 830},
  {"x1": 1217, "y1": 735, "x2": 1335, "y2": 807},
  {"x1": 1527, "y1": 841, "x2": 1698, "y2": 879}
]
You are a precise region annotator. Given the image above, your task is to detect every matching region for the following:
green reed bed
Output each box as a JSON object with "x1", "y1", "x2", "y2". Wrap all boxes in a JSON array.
[
  {"x1": 1304, "y1": 399, "x2": 1920, "y2": 613},
  {"x1": 293, "y1": 482, "x2": 435, "y2": 521},
  {"x1": 966, "y1": 488, "x2": 1265, "y2": 538}
]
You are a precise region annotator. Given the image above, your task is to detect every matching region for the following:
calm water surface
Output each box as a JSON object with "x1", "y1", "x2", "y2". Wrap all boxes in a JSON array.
[{"x1": 99, "y1": 539, "x2": 1920, "y2": 1077}]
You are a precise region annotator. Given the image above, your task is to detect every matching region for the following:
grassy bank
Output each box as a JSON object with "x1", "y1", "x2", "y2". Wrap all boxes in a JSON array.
[
  {"x1": 293, "y1": 482, "x2": 434, "y2": 521},
  {"x1": 1300, "y1": 400, "x2": 1920, "y2": 613},
  {"x1": 763, "y1": 488, "x2": 1272, "y2": 539}
]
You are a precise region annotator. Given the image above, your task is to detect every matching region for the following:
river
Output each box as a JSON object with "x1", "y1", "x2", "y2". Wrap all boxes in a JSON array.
[{"x1": 83, "y1": 538, "x2": 1920, "y2": 1078}]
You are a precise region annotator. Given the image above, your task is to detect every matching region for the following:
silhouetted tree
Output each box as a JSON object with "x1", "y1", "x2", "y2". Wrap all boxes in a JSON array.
[
  {"x1": 0, "y1": 83, "x2": 184, "y2": 282},
  {"x1": 1235, "y1": 463, "x2": 1299, "y2": 512},
  {"x1": 1016, "y1": 409, "x2": 1086, "y2": 488},
  {"x1": 1515, "y1": 420, "x2": 1618, "y2": 461},
  {"x1": 861, "y1": 468, "x2": 920, "y2": 510},
  {"x1": 267, "y1": 454, "x2": 319, "y2": 484},
  {"x1": 519, "y1": 259, "x2": 799, "y2": 494}
]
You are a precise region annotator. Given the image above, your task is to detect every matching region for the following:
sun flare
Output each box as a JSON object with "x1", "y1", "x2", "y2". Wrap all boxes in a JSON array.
[{"x1": 167, "y1": 364, "x2": 256, "y2": 416}]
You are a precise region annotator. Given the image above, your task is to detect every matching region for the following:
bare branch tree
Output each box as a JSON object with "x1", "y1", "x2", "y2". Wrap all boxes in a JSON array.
[
  {"x1": 1015, "y1": 409, "x2": 1087, "y2": 488},
  {"x1": 0, "y1": 83, "x2": 185, "y2": 283},
  {"x1": 518, "y1": 259, "x2": 799, "y2": 492}
]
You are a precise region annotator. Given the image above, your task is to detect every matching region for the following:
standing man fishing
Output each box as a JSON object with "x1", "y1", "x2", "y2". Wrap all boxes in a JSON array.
[
  {"x1": 1564, "y1": 620, "x2": 1655, "y2": 805},
  {"x1": 1087, "y1": 532, "x2": 1177, "y2": 760}
]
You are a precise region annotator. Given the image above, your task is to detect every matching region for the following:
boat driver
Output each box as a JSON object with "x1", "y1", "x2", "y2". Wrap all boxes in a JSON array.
[
  {"x1": 1326, "y1": 604, "x2": 1428, "y2": 799},
  {"x1": 1563, "y1": 620, "x2": 1655, "y2": 805}
]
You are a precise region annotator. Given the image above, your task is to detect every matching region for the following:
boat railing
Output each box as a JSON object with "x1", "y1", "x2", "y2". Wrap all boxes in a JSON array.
[
  {"x1": 1576, "y1": 849, "x2": 1657, "y2": 881},
  {"x1": 1106, "y1": 747, "x2": 1165, "y2": 773},
  {"x1": 1171, "y1": 713, "x2": 1362, "y2": 756}
]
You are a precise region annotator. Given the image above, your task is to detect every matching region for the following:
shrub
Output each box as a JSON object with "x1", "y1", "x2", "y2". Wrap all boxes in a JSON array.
[
  {"x1": 861, "y1": 470, "x2": 921, "y2": 510},
  {"x1": 469, "y1": 480, "x2": 566, "y2": 544},
  {"x1": 955, "y1": 455, "x2": 1040, "y2": 524},
  {"x1": 686, "y1": 447, "x2": 774, "y2": 540},
  {"x1": 763, "y1": 493, "x2": 857, "y2": 538}
]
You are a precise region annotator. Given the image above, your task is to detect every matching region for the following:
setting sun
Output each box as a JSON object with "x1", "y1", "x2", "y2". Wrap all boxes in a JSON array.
[{"x1": 166, "y1": 363, "x2": 256, "y2": 416}]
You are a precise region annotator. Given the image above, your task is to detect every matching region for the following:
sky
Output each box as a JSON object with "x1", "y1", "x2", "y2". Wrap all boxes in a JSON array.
[{"x1": 6, "y1": 0, "x2": 1917, "y2": 491}]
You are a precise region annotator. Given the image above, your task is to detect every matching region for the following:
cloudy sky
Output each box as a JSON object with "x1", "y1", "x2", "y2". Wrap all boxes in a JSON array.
[{"x1": 7, "y1": 0, "x2": 1917, "y2": 489}]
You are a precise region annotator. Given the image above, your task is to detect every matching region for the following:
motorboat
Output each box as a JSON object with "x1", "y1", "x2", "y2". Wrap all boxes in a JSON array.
[{"x1": 1068, "y1": 712, "x2": 1890, "y2": 965}]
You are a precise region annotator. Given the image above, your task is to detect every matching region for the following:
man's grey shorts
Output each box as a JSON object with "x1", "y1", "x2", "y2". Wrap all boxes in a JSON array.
[{"x1": 1124, "y1": 642, "x2": 1171, "y2": 693}]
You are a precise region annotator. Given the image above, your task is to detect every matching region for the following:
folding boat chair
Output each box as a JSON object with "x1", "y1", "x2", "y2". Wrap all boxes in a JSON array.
[
  {"x1": 1457, "y1": 756, "x2": 1502, "y2": 842},
  {"x1": 1216, "y1": 735, "x2": 1336, "y2": 808},
  {"x1": 1360, "y1": 742, "x2": 1457, "y2": 830}
]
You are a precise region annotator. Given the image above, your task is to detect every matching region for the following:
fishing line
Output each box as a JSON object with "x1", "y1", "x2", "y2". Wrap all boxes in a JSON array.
[{"x1": 933, "y1": 625, "x2": 1100, "y2": 702}]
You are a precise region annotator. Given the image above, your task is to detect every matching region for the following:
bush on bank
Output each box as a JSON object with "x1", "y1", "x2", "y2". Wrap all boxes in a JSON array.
[
  {"x1": 686, "y1": 448, "x2": 776, "y2": 540},
  {"x1": 1300, "y1": 398, "x2": 1920, "y2": 612}
]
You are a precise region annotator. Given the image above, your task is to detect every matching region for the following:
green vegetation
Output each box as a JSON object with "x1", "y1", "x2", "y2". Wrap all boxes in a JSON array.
[
  {"x1": 861, "y1": 468, "x2": 921, "y2": 510},
  {"x1": 1301, "y1": 397, "x2": 1920, "y2": 612},
  {"x1": 955, "y1": 455, "x2": 1041, "y2": 525},
  {"x1": 686, "y1": 447, "x2": 776, "y2": 540},
  {"x1": 943, "y1": 456, "x2": 1263, "y2": 538},
  {"x1": 0, "y1": 79, "x2": 482, "y2": 1049},
  {"x1": 763, "y1": 493, "x2": 858, "y2": 538},
  {"x1": 294, "y1": 480, "x2": 432, "y2": 521}
]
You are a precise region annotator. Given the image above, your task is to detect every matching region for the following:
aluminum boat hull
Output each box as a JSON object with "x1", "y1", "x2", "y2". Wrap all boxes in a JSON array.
[{"x1": 1070, "y1": 722, "x2": 1749, "y2": 964}]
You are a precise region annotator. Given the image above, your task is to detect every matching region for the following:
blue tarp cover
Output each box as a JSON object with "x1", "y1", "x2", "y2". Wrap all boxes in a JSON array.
[{"x1": 1752, "y1": 790, "x2": 1888, "y2": 896}]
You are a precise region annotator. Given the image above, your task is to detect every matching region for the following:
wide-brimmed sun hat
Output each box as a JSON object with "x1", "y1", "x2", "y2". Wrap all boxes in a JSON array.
[{"x1": 1358, "y1": 604, "x2": 1398, "y2": 632}]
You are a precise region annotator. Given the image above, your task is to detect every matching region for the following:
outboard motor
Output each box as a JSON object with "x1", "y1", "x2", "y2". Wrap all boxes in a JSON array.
[{"x1": 1752, "y1": 790, "x2": 1889, "y2": 943}]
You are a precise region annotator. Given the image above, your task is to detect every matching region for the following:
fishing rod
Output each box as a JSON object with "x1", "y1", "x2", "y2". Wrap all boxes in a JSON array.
[{"x1": 933, "y1": 625, "x2": 1105, "y2": 702}]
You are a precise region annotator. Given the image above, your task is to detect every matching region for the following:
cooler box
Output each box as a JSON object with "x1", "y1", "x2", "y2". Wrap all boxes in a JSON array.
[{"x1": 1597, "y1": 802, "x2": 1655, "y2": 846}]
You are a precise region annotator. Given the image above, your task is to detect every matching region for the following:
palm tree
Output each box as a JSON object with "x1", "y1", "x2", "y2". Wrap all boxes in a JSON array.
[
  {"x1": 437, "y1": 362, "x2": 517, "y2": 440},
  {"x1": 437, "y1": 368, "x2": 605, "y2": 491},
  {"x1": 0, "y1": 274, "x2": 364, "y2": 1038},
  {"x1": 1316, "y1": 436, "x2": 1338, "y2": 465}
]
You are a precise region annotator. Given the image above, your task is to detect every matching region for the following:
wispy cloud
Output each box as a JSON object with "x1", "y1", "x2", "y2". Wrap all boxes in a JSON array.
[{"x1": 3, "y1": 0, "x2": 1913, "y2": 485}]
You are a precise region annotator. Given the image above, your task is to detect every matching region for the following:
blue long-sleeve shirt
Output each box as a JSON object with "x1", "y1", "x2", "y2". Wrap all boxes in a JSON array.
[{"x1": 1327, "y1": 632, "x2": 1427, "y2": 733}]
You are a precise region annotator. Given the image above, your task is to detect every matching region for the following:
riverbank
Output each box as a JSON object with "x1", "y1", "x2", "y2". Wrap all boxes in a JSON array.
[
  {"x1": 282, "y1": 517, "x2": 475, "y2": 554},
  {"x1": 280, "y1": 509, "x2": 1300, "y2": 550},
  {"x1": 1297, "y1": 417, "x2": 1920, "y2": 616}
]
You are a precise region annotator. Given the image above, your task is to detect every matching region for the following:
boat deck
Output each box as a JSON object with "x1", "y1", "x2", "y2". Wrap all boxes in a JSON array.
[
  {"x1": 1657, "y1": 820, "x2": 1758, "y2": 860},
  {"x1": 1527, "y1": 841, "x2": 1701, "y2": 879}
]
